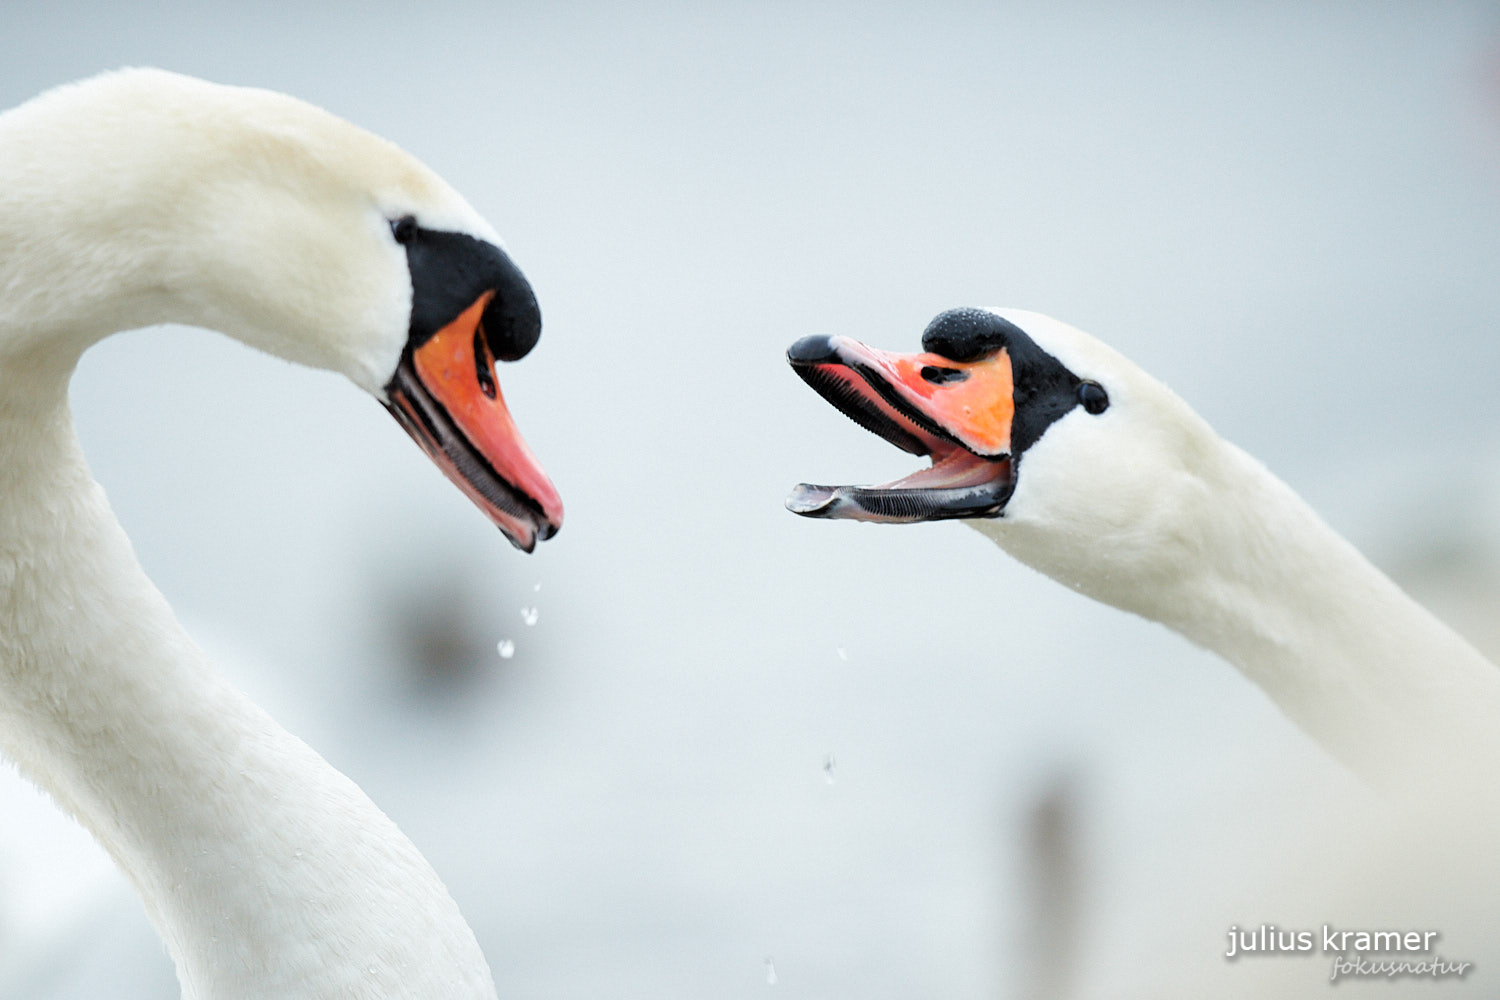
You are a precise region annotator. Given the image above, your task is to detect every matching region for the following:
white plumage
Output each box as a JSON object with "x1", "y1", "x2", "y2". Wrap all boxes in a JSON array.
[
  {"x1": 972, "y1": 310, "x2": 1500, "y2": 786},
  {"x1": 0, "y1": 69, "x2": 522, "y2": 999}
]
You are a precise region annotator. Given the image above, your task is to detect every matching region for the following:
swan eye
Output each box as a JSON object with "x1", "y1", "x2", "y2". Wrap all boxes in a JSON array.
[
  {"x1": 390, "y1": 215, "x2": 418, "y2": 244},
  {"x1": 1078, "y1": 380, "x2": 1109, "y2": 414}
]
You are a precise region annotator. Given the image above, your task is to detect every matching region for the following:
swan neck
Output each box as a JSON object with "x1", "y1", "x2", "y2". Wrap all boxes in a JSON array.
[
  {"x1": 0, "y1": 357, "x2": 494, "y2": 1000},
  {"x1": 1147, "y1": 444, "x2": 1500, "y2": 784},
  {"x1": 0, "y1": 71, "x2": 496, "y2": 997},
  {"x1": 979, "y1": 417, "x2": 1500, "y2": 788}
]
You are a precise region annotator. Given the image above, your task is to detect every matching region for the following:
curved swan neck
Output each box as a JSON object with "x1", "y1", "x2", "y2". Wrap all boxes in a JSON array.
[
  {"x1": 0, "y1": 393, "x2": 496, "y2": 999},
  {"x1": 1165, "y1": 444, "x2": 1500, "y2": 777},
  {"x1": 983, "y1": 434, "x2": 1500, "y2": 788},
  {"x1": 0, "y1": 73, "x2": 498, "y2": 1000}
]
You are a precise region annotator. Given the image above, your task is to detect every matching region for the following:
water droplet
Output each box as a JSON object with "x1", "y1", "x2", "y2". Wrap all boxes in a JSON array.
[
  {"x1": 496, "y1": 639, "x2": 516, "y2": 659},
  {"x1": 764, "y1": 956, "x2": 778, "y2": 986},
  {"x1": 533, "y1": 582, "x2": 542, "y2": 592},
  {"x1": 823, "y1": 753, "x2": 837, "y2": 784},
  {"x1": 835, "y1": 646, "x2": 848, "y2": 661},
  {"x1": 520, "y1": 606, "x2": 539, "y2": 627}
]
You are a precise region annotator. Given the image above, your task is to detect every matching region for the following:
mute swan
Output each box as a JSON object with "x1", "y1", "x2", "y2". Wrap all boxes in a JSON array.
[
  {"x1": 785, "y1": 307, "x2": 1500, "y2": 786},
  {"x1": 0, "y1": 69, "x2": 563, "y2": 998}
]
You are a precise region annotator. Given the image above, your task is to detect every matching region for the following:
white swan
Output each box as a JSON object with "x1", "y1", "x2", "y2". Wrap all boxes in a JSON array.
[
  {"x1": 786, "y1": 307, "x2": 1500, "y2": 786},
  {"x1": 0, "y1": 69, "x2": 564, "y2": 998}
]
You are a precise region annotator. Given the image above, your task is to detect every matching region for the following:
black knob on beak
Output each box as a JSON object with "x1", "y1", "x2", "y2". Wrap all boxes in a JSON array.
[
  {"x1": 403, "y1": 226, "x2": 542, "y2": 360},
  {"x1": 483, "y1": 249, "x2": 541, "y2": 362},
  {"x1": 920, "y1": 307, "x2": 1022, "y2": 363}
]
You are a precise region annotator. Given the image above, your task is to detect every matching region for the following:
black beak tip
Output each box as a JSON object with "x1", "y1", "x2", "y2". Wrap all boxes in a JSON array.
[
  {"x1": 508, "y1": 527, "x2": 538, "y2": 554},
  {"x1": 787, "y1": 335, "x2": 840, "y2": 366}
]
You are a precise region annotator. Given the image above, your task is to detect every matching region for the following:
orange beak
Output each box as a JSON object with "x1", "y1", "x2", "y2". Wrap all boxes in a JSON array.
[
  {"x1": 821, "y1": 336, "x2": 1016, "y2": 457},
  {"x1": 387, "y1": 292, "x2": 563, "y2": 551},
  {"x1": 788, "y1": 307, "x2": 1097, "y2": 525},
  {"x1": 785, "y1": 334, "x2": 1017, "y2": 523}
]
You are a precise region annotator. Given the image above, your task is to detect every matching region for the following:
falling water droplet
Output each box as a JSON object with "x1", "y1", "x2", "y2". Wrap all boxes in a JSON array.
[
  {"x1": 520, "y1": 606, "x2": 539, "y2": 627},
  {"x1": 835, "y1": 646, "x2": 848, "y2": 662},
  {"x1": 823, "y1": 753, "x2": 837, "y2": 784},
  {"x1": 764, "y1": 956, "x2": 778, "y2": 986},
  {"x1": 533, "y1": 582, "x2": 542, "y2": 592},
  {"x1": 496, "y1": 639, "x2": 516, "y2": 659}
]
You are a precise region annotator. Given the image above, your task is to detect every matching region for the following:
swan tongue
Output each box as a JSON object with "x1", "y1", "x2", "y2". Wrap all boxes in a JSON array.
[
  {"x1": 786, "y1": 473, "x2": 1013, "y2": 523},
  {"x1": 385, "y1": 292, "x2": 563, "y2": 552}
]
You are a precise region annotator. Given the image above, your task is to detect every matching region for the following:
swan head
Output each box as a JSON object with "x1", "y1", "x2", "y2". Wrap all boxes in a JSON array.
[
  {"x1": 10, "y1": 68, "x2": 562, "y2": 551},
  {"x1": 787, "y1": 307, "x2": 1217, "y2": 608}
]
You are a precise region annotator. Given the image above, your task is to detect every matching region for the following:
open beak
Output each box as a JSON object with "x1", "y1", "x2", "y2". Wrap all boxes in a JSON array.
[
  {"x1": 785, "y1": 334, "x2": 1016, "y2": 523},
  {"x1": 386, "y1": 290, "x2": 563, "y2": 552}
]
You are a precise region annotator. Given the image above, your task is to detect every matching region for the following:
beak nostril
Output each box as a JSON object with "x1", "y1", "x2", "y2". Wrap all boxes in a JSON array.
[
  {"x1": 920, "y1": 365, "x2": 968, "y2": 385},
  {"x1": 473, "y1": 326, "x2": 497, "y2": 400}
]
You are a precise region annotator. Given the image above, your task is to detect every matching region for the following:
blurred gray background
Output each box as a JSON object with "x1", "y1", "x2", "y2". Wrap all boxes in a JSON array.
[{"x1": 2, "y1": 2, "x2": 1500, "y2": 998}]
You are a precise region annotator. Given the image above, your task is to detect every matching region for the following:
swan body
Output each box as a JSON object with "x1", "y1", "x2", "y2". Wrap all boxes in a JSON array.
[
  {"x1": 787, "y1": 307, "x2": 1500, "y2": 786},
  {"x1": 0, "y1": 69, "x2": 562, "y2": 998}
]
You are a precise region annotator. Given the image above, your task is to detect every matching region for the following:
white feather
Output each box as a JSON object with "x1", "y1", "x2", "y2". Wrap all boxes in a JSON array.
[
  {"x1": 0, "y1": 69, "x2": 501, "y2": 999},
  {"x1": 972, "y1": 309, "x2": 1500, "y2": 786}
]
